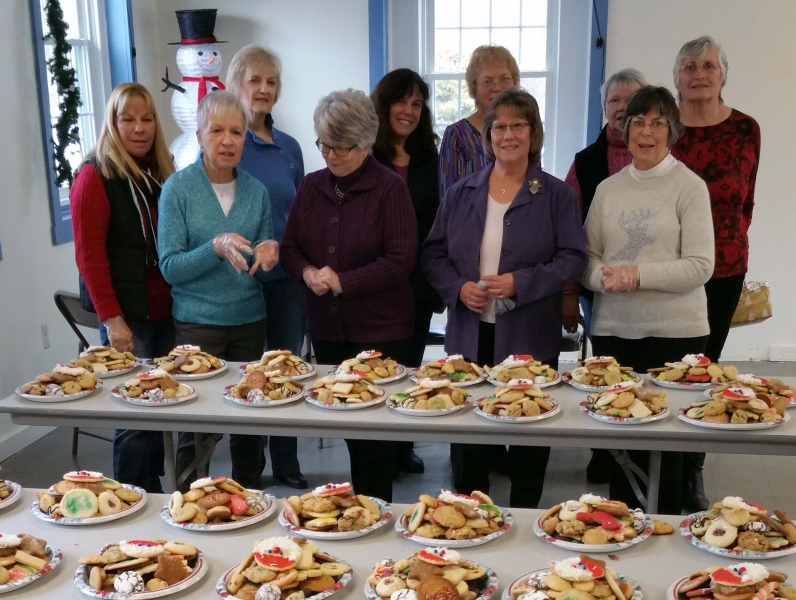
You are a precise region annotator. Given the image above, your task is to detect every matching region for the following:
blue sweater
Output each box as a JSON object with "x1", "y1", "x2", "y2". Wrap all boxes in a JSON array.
[{"x1": 158, "y1": 157, "x2": 274, "y2": 326}]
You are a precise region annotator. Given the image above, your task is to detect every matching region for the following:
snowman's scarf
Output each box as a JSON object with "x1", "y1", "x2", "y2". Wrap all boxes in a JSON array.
[{"x1": 183, "y1": 76, "x2": 226, "y2": 104}]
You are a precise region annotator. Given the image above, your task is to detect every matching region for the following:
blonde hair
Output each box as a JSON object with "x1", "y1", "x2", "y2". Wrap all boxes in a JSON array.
[
  {"x1": 88, "y1": 83, "x2": 174, "y2": 181},
  {"x1": 226, "y1": 44, "x2": 282, "y2": 112},
  {"x1": 465, "y1": 45, "x2": 520, "y2": 99}
]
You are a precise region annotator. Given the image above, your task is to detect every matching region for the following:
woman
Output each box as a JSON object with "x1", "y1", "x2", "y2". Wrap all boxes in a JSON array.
[
  {"x1": 281, "y1": 89, "x2": 417, "y2": 502},
  {"x1": 671, "y1": 36, "x2": 761, "y2": 513},
  {"x1": 71, "y1": 82, "x2": 175, "y2": 493},
  {"x1": 438, "y1": 45, "x2": 520, "y2": 196},
  {"x1": 582, "y1": 86, "x2": 714, "y2": 514},
  {"x1": 423, "y1": 88, "x2": 587, "y2": 508},
  {"x1": 227, "y1": 44, "x2": 307, "y2": 490},
  {"x1": 159, "y1": 91, "x2": 279, "y2": 491}
]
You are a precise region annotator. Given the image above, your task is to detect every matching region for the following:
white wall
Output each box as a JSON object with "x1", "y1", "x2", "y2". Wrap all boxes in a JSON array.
[{"x1": 606, "y1": 0, "x2": 796, "y2": 361}]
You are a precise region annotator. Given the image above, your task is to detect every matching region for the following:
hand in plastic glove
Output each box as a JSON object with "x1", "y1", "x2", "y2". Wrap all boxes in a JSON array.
[
  {"x1": 212, "y1": 233, "x2": 253, "y2": 274},
  {"x1": 562, "y1": 293, "x2": 582, "y2": 333},
  {"x1": 318, "y1": 266, "x2": 342, "y2": 296},
  {"x1": 303, "y1": 267, "x2": 330, "y2": 296},
  {"x1": 250, "y1": 240, "x2": 279, "y2": 275},
  {"x1": 602, "y1": 265, "x2": 639, "y2": 293},
  {"x1": 104, "y1": 315, "x2": 134, "y2": 353},
  {"x1": 481, "y1": 273, "x2": 516, "y2": 299},
  {"x1": 459, "y1": 281, "x2": 488, "y2": 313}
]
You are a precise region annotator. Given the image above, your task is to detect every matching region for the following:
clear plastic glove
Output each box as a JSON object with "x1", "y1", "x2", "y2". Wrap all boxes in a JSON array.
[
  {"x1": 479, "y1": 279, "x2": 516, "y2": 316},
  {"x1": 212, "y1": 233, "x2": 253, "y2": 274},
  {"x1": 250, "y1": 240, "x2": 279, "y2": 275},
  {"x1": 460, "y1": 281, "x2": 488, "y2": 313},
  {"x1": 318, "y1": 266, "x2": 342, "y2": 296},
  {"x1": 602, "y1": 265, "x2": 640, "y2": 293},
  {"x1": 303, "y1": 267, "x2": 330, "y2": 296},
  {"x1": 104, "y1": 315, "x2": 134, "y2": 352}
]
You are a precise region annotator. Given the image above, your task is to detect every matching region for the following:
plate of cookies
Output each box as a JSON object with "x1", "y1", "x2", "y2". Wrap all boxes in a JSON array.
[
  {"x1": 534, "y1": 495, "x2": 653, "y2": 552},
  {"x1": 331, "y1": 350, "x2": 407, "y2": 385},
  {"x1": 70, "y1": 346, "x2": 139, "y2": 378},
  {"x1": 365, "y1": 548, "x2": 498, "y2": 600},
  {"x1": 503, "y1": 556, "x2": 643, "y2": 600},
  {"x1": 162, "y1": 476, "x2": 276, "y2": 532},
  {"x1": 679, "y1": 389, "x2": 789, "y2": 430},
  {"x1": 706, "y1": 375, "x2": 796, "y2": 407},
  {"x1": 580, "y1": 382, "x2": 668, "y2": 424},
  {"x1": 474, "y1": 379, "x2": 559, "y2": 423},
  {"x1": 0, "y1": 533, "x2": 61, "y2": 595},
  {"x1": 279, "y1": 482, "x2": 392, "y2": 539},
  {"x1": 215, "y1": 537, "x2": 352, "y2": 600},
  {"x1": 148, "y1": 345, "x2": 227, "y2": 380},
  {"x1": 485, "y1": 355, "x2": 560, "y2": 389},
  {"x1": 241, "y1": 350, "x2": 315, "y2": 380},
  {"x1": 411, "y1": 356, "x2": 486, "y2": 388},
  {"x1": 396, "y1": 491, "x2": 512, "y2": 547},
  {"x1": 306, "y1": 372, "x2": 386, "y2": 410},
  {"x1": 112, "y1": 369, "x2": 196, "y2": 406},
  {"x1": 667, "y1": 563, "x2": 790, "y2": 600},
  {"x1": 388, "y1": 379, "x2": 471, "y2": 416},
  {"x1": 562, "y1": 356, "x2": 641, "y2": 392},
  {"x1": 648, "y1": 354, "x2": 731, "y2": 389},
  {"x1": 680, "y1": 496, "x2": 796, "y2": 559},
  {"x1": 224, "y1": 370, "x2": 305, "y2": 407},
  {"x1": 32, "y1": 470, "x2": 146, "y2": 525},
  {"x1": 16, "y1": 365, "x2": 101, "y2": 402},
  {"x1": 75, "y1": 540, "x2": 207, "y2": 598},
  {"x1": 0, "y1": 481, "x2": 22, "y2": 512}
]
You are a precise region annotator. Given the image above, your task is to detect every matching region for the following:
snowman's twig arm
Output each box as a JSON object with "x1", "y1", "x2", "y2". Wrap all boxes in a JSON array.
[{"x1": 161, "y1": 67, "x2": 185, "y2": 94}]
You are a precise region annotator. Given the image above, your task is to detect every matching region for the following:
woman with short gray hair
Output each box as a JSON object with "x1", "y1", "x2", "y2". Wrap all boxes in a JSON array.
[{"x1": 281, "y1": 89, "x2": 418, "y2": 501}]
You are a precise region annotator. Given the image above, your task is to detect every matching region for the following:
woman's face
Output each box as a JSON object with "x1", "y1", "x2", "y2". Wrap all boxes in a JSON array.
[
  {"x1": 627, "y1": 109, "x2": 671, "y2": 170},
  {"x1": 677, "y1": 47, "x2": 723, "y2": 103},
  {"x1": 116, "y1": 95, "x2": 156, "y2": 158},
  {"x1": 240, "y1": 63, "x2": 278, "y2": 116},
  {"x1": 197, "y1": 110, "x2": 246, "y2": 171},
  {"x1": 389, "y1": 87, "x2": 423, "y2": 142},
  {"x1": 473, "y1": 61, "x2": 515, "y2": 112},
  {"x1": 490, "y1": 107, "x2": 532, "y2": 168},
  {"x1": 604, "y1": 81, "x2": 642, "y2": 135},
  {"x1": 320, "y1": 140, "x2": 370, "y2": 177}
]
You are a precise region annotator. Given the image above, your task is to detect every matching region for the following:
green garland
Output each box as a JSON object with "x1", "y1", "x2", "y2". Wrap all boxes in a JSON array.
[{"x1": 43, "y1": 0, "x2": 82, "y2": 187}]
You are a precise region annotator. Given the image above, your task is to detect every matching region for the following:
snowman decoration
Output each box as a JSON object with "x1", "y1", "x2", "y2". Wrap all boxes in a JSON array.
[{"x1": 161, "y1": 9, "x2": 227, "y2": 170}]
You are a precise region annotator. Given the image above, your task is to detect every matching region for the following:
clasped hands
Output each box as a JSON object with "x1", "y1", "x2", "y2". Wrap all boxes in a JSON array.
[
  {"x1": 460, "y1": 274, "x2": 515, "y2": 314},
  {"x1": 212, "y1": 234, "x2": 279, "y2": 275},
  {"x1": 601, "y1": 265, "x2": 639, "y2": 293},
  {"x1": 303, "y1": 266, "x2": 342, "y2": 296}
]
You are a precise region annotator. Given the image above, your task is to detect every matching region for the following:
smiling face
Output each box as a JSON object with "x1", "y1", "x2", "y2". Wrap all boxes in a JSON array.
[
  {"x1": 197, "y1": 109, "x2": 246, "y2": 172},
  {"x1": 176, "y1": 44, "x2": 222, "y2": 77},
  {"x1": 676, "y1": 47, "x2": 723, "y2": 103},
  {"x1": 473, "y1": 61, "x2": 516, "y2": 112},
  {"x1": 115, "y1": 94, "x2": 156, "y2": 158},
  {"x1": 604, "y1": 81, "x2": 642, "y2": 135},
  {"x1": 489, "y1": 106, "x2": 531, "y2": 168},
  {"x1": 389, "y1": 86, "x2": 423, "y2": 143},
  {"x1": 627, "y1": 109, "x2": 671, "y2": 170},
  {"x1": 320, "y1": 141, "x2": 370, "y2": 177},
  {"x1": 240, "y1": 63, "x2": 278, "y2": 117}
]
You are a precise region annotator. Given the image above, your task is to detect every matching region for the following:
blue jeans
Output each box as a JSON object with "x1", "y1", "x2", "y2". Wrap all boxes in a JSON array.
[
  {"x1": 102, "y1": 318, "x2": 175, "y2": 493},
  {"x1": 580, "y1": 295, "x2": 594, "y2": 340}
]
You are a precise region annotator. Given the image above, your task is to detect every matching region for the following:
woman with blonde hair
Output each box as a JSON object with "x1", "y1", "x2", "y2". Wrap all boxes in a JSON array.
[{"x1": 71, "y1": 82, "x2": 175, "y2": 492}]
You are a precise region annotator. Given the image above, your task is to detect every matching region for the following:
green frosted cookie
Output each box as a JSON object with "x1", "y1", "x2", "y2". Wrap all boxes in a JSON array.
[{"x1": 60, "y1": 488, "x2": 98, "y2": 519}]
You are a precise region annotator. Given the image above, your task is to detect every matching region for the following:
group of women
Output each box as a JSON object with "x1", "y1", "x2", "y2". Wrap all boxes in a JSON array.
[{"x1": 71, "y1": 35, "x2": 759, "y2": 514}]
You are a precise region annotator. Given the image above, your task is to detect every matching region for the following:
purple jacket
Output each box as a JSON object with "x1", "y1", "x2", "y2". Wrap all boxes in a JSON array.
[{"x1": 421, "y1": 162, "x2": 587, "y2": 364}]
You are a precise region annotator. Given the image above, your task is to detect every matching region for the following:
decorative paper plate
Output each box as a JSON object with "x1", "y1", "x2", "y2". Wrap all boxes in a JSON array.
[
  {"x1": 650, "y1": 375, "x2": 714, "y2": 390},
  {"x1": 278, "y1": 497, "x2": 392, "y2": 539},
  {"x1": 111, "y1": 384, "x2": 196, "y2": 407},
  {"x1": 474, "y1": 398, "x2": 561, "y2": 423},
  {"x1": 161, "y1": 491, "x2": 276, "y2": 532},
  {"x1": 532, "y1": 512, "x2": 654, "y2": 553},
  {"x1": 223, "y1": 384, "x2": 305, "y2": 408},
  {"x1": 579, "y1": 401, "x2": 669, "y2": 425},
  {"x1": 561, "y1": 372, "x2": 642, "y2": 392},
  {"x1": 677, "y1": 408, "x2": 789, "y2": 430},
  {"x1": 305, "y1": 388, "x2": 387, "y2": 411},
  {"x1": 0, "y1": 481, "x2": 22, "y2": 512},
  {"x1": 327, "y1": 365, "x2": 407, "y2": 385},
  {"x1": 16, "y1": 380, "x2": 103, "y2": 403},
  {"x1": 95, "y1": 363, "x2": 140, "y2": 379},
  {"x1": 74, "y1": 544, "x2": 208, "y2": 599},
  {"x1": 487, "y1": 372, "x2": 562, "y2": 389},
  {"x1": 215, "y1": 554, "x2": 352, "y2": 599},
  {"x1": 364, "y1": 561, "x2": 498, "y2": 600},
  {"x1": 32, "y1": 485, "x2": 147, "y2": 526},
  {"x1": 679, "y1": 511, "x2": 796, "y2": 559},
  {"x1": 146, "y1": 359, "x2": 228, "y2": 381},
  {"x1": 667, "y1": 576, "x2": 691, "y2": 600},
  {"x1": 386, "y1": 397, "x2": 471, "y2": 417},
  {"x1": 0, "y1": 544, "x2": 61, "y2": 596},
  {"x1": 502, "y1": 568, "x2": 643, "y2": 600},
  {"x1": 702, "y1": 387, "x2": 796, "y2": 408},
  {"x1": 395, "y1": 509, "x2": 513, "y2": 547},
  {"x1": 410, "y1": 370, "x2": 487, "y2": 388},
  {"x1": 239, "y1": 361, "x2": 315, "y2": 381}
]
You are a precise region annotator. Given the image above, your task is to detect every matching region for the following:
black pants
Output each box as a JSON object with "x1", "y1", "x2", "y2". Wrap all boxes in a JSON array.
[
  {"x1": 451, "y1": 321, "x2": 553, "y2": 509},
  {"x1": 311, "y1": 337, "x2": 412, "y2": 502},
  {"x1": 174, "y1": 319, "x2": 268, "y2": 491},
  {"x1": 592, "y1": 334, "x2": 708, "y2": 514}
]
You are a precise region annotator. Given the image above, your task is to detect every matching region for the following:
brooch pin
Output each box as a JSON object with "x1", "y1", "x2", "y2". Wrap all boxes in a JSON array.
[{"x1": 529, "y1": 179, "x2": 541, "y2": 194}]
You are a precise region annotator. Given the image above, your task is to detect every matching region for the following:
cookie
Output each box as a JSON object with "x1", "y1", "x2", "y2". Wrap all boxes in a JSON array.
[
  {"x1": 652, "y1": 520, "x2": 674, "y2": 535},
  {"x1": 114, "y1": 487, "x2": 141, "y2": 504},
  {"x1": 703, "y1": 518, "x2": 736, "y2": 546},
  {"x1": 98, "y1": 491, "x2": 124, "y2": 515},
  {"x1": 154, "y1": 554, "x2": 191, "y2": 586},
  {"x1": 432, "y1": 506, "x2": 466, "y2": 529},
  {"x1": 61, "y1": 488, "x2": 99, "y2": 519},
  {"x1": 582, "y1": 527, "x2": 611, "y2": 544}
]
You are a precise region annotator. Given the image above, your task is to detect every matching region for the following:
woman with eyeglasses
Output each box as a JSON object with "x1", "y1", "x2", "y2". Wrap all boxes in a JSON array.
[
  {"x1": 423, "y1": 88, "x2": 587, "y2": 507},
  {"x1": 670, "y1": 36, "x2": 761, "y2": 514},
  {"x1": 582, "y1": 86, "x2": 714, "y2": 514},
  {"x1": 280, "y1": 89, "x2": 417, "y2": 501}
]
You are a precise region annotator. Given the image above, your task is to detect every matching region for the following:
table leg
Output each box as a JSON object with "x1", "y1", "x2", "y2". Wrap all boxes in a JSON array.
[
  {"x1": 162, "y1": 431, "x2": 176, "y2": 493},
  {"x1": 647, "y1": 451, "x2": 662, "y2": 514}
]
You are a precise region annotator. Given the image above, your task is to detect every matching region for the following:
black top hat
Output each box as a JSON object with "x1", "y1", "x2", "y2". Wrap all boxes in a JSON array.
[{"x1": 168, "y1": 9, "x2": 227, "y2": 45}]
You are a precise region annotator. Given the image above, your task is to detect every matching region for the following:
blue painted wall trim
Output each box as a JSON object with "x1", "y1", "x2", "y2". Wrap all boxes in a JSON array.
[
  {"x1": 106, "y1": 0, "x2": 137, "y2": 86},
  {"x1": 368, "y1": 0, "x2": 387, "y2": 91},
  {"x1": 587, "y1": 0, "x2": 609, "y2": 142}
]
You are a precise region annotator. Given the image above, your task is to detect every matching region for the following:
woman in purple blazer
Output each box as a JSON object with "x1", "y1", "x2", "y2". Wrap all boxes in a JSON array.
[{"x1": 422, "y1": 88, "x2": 587, "y2": 508}]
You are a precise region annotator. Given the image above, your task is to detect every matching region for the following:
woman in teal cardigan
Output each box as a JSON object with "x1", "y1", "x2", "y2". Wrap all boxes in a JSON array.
[{"x1": 158, "y1": 91, "x2": 279, "y2": 490}]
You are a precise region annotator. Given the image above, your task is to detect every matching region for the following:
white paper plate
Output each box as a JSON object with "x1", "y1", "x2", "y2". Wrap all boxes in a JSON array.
[
  {"x1": 364, "y1": 561, "x2": 499, "y2": 600},
  {"x1": 278, "y1": 497, "x2": 392, "y2": 539},
  {"x1": 74, "y1": 545, "x2": 207, "y2": 599},
  {"x1": 650, "y1": 375, "x2": 714, "y2": 389},
  {"x1": 679, "y1": 511, "x2": 796, "y2": 559},
  {"x1": 386, "y1": 397, "x2": 471, "y2": 417},
  {"x1": 32, "y1": 484, "x2": 147, "y2": 525},
  {"x1": 579, "y1": 401, "x2": 669, "y2": 425},
  {"x1": 327, "y1": 365, "x2": 407, "y2": 385},
  {"x1": 487, "y1": 372, "x2": 561, "y2": 389},
  {"x1": 0, "y1": 481, "x2": 22, "y2": 512},
  {"x1": 239, "y1": 361, "x2": 316, "y2": 381},
  {"x1": 161, "y1": 491, "x2": 276, "y2": 532},
  {"x1": 111, "y1": 384, "x2": 196, "y2": 407},
  {"x1": 16, "y1": 380, "x2": 103, "y2": 402},
  {"x1": 146, "y1": 359, "x2": 227, "y2": 380},
  {"x1": 561, "y1": 371, "x2": 642, "y2": 392},
  {"x1": 94, "y1": 363, "x2": 139, "y2": 379},
  {"x1": 305, "y1": 388, "x2": 387, "y2": 410},
  {"x1": 503, "y1": 568, "x2": 644, "y2": 600},
  {"x1": 0, "y1": 544, "x2": 62, "y2": 595},
  {"x1": 702, "y1": 387, "x2": 796, "y2": 408},
  {"x1": 473, "y1": 398, "x2": 560, "y2": 423},
  {"x1": 395, "y1": 509, "x2": 513, "y2": 547},
  {"x1": 677, "y1": 407, "x2": 790, "y2": 430},
  {"x1": 410, "y1": 369, "x2": 487, "y2": 388},
  {"x1": 532, "y1": 511, "x2": 654, "y2": 552},
  {"x1": 222, "y1": 384, "x2": 305, "y2": 407}
]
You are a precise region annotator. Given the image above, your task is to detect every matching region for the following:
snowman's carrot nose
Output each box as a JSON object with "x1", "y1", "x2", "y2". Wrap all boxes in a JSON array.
[{"x1": 208, "y1": 55, "x2": 216, "y2": 64}]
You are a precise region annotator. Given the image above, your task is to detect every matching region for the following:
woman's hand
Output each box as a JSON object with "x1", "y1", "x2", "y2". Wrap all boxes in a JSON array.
[
  {"x1": 104, "y1": 315, "x2": 134, "y2": 352},
  {"x1": 318, "y1": 266, "x2": 342, "y2": 296},
  {"x1": 250, "y1": 240, "x2": 279, "y2": 275},
  {"x1": 602, "y1": 265, "x2": 640, "y2": 293},
  {"x1": 460, "y1": 281, "x2": 488, "y2": 313},
  {"x1": 303, "y1": 267, "x2": 330, "y2": 296},
  {"x1": 212, "y1": 233, "x2": 253, "y2": 274},
  {"x1": 481, "y1": 273, "x2": 516, "y2": 299},
  {"x1": 562, "y1": 293, "x2": 582, "y2": 333}
]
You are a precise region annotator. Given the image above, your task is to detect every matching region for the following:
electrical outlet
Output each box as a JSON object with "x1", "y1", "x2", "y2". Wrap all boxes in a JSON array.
[{"x1": 41, "y1": 324, "x2": 50, "y2": 350}]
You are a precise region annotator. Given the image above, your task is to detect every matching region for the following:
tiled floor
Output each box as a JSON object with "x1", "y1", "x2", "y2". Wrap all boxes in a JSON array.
[{"x1": 2, "y1": 360, "x2": 795, "y2": 515}]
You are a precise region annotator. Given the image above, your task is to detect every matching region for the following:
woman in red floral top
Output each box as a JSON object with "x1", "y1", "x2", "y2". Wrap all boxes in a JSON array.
[{"x1": 671, "y1": 35, "x2": 761, "y2": 514}]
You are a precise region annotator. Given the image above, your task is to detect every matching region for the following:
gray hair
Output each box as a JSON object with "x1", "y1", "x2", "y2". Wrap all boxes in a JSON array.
[
  {"x1": 196, "y1": 90, "x2": 248, "y2": 132},
  {"x1": 673, "y1": 35, "x2": 729, "y2": 103},
  {"x1": 482, "y1": 88, "x2": 544, "y2": 165},
  {"x1": 313, "y1": 89, "x2": 379, "y2": 148},
  {"x1": 226, "y1": 44, "x2": 283, "y2": 105},
  {"x1": 600, "y1": 68, "x2": 648, "y2": 108}
]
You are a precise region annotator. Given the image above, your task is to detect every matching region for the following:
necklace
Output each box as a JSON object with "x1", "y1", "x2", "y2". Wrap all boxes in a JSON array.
[
  {"x1": 212, "y1": 180, "x2": 235, "y2": 205},
  {"x1": 334, "y1": 183, "x2": 345, "y2": 199}
]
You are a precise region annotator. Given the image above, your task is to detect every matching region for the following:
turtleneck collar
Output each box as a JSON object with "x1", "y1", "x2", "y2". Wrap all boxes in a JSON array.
[
  {"x1": 629, "y1": 152, "x2": 677, "y2": 181},
  {"x1": 333, "y1": 154, "x2": 372, "y2": 195}
]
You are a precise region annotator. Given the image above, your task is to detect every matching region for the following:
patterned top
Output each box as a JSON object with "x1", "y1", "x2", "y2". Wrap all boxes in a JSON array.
[
  {"x1": 439, "y1": 118, "x2": 487, "y2": 197},
  {"x1": 671, "y1": 109, "x2": 761, "y2": 278}
]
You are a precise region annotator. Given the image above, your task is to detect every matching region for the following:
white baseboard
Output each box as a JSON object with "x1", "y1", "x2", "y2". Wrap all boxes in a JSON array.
[{"x1": 0, "y1": 425, "x2": 55, "y2": 464}]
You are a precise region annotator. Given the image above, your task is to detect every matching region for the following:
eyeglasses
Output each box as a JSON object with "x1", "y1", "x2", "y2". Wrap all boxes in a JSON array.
[
  {"x1": 315, "y1": 139, "x2": 356, "y2": 157},
  {"x1": 477, "y1": 75, "x2": 514, "y2": 89},
  {"x1": 679, "y1": 61, "x2": 720, "y2": 74},
  {"x1": 490, "y1": 122, "x2": 531, "y2": 136},
  {"x1": 606, "y1": 97, "x2": 630, "y2": 108},
  {"x1": 629, "y1": 118, "x2": 669, "y2": 131}
]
